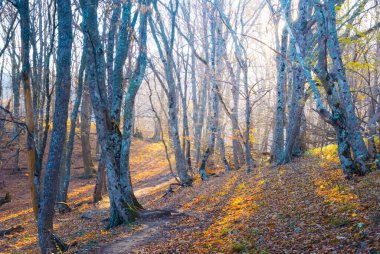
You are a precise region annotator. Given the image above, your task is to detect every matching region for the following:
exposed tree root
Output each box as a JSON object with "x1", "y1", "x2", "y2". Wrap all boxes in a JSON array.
[
  {"x1": 55, "y1": 202, "x2": 72, "y2": 214},
  {"x1": 52, "y1": 234, "x2": 77, "y2": 252}
]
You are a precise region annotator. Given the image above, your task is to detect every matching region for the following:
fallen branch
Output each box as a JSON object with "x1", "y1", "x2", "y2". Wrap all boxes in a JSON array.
[
  {"x1": 53, "y1": 234, "x2": 69, "y2": 251},
  {"x1": 138, "y1": 209, "x2": 186, "y2": 219},
  {"x1": 73, "y1": 200, "x2": 92, "y2": 208},
  {"x1": 0, "y1": 225, "x2": 23, "y2": 237},
  {"x1": 161, "y1": 183, "x2": 182, "y2": 198},
  {"x1": 0, "y1": 193, "x2": 11, "y2": 207}
]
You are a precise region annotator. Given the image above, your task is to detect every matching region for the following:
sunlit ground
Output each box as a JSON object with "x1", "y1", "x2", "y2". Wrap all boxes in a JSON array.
[{"x1": 0, "y1": 139, "x2": 379, "y2": 253}]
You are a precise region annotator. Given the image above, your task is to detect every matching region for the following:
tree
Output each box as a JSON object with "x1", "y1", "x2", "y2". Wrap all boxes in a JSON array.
[
  {"x1": 149, "y1": 0, "x2": 192, "y2": 185},
  {"x1": 9, "y1": 32, "x2": 21, "y2": 172},
  {"x1": 37, "y1": 0, "x2": 73, "y2": 252},
  {"x1": 80, "y1": 71, "x2": 95, "y2": 178},
  {"x1": 268, "y1": 0, "x2": 288, "y2": 164},
  {"x1": 80, "y1": 0, "x2": 151, "y2": 228},
  {"x1": 325, "y1": 0, "x2": 369, "y2": 174},
  {"x1": 16, "y1": 0, "x2": 38, "y2": 219},
  {"x1": 280, "y1": 0, "x2": 311, "y2": 164}
]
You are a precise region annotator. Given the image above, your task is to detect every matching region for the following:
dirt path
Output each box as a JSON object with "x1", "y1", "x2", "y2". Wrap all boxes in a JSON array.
[
  {"x1": 99, "y1": 168, "x2": 242, "y2": 254},
  {"x1": 100, "y1": 215, "x2": 184, "y2": 254}
]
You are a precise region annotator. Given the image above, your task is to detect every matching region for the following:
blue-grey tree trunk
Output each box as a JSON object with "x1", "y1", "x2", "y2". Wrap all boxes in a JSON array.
[{"x1": 37, "y1": 0, "x2": 73, "y2": 251}]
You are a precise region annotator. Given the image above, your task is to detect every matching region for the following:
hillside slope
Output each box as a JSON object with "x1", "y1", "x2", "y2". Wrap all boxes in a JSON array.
[
  {"x1": 1, "y1": 140, "x2": 379, "y2": 253},
  {"x1": 102, "y1": 156, "x2": 380, "y2": 253}
]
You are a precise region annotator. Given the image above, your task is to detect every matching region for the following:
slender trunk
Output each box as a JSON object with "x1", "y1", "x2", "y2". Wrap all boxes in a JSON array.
[
  {"x1": 219, "y1": 25, "x2": 243, "y2": 169},
  {"x1": 179, "y1": 75, "x2": 192, "y2": 171},
  {"x1": 106, "y1": 0, "x2": 121, "y2": 102},
  {"x1": 81, "y1": 73, "x2": 95, "y2": 178},
  {"x1": 57, "y1": 42, "x2": 86, "y2": 204},
  {"x1": 217, "y1": 108, "x2": 231, "y2": 171},
  {"x1": 119, "y1": 2, "x2": 151, "y2": 210},
  {"x1": 272, "y1": 12, "x2": 288, "y2": 163},
  {"x1": 149, "y1": 0, "x2": 192, "y2": 185},
  {"x1": 111, "y1": 1, "x2": 136, "y2": 123},
  {"x1": 17, "y1": 0, "x2": 38, "y2": 219},
  {"x1": 36, "y1": 5, "x2": 56, "y2": 193},
  {"x1": 38, "y1": 0, "x2": 73, "y2": 251},
  {"x1": 151, "y1": 118, "x2": 161, "y2": 142},
  {"x1": 215, "y1": 14, "x2": 230, "y2": 172},
  {"x1": 10, "y1": 35, "x2": 21, "y2": 172},
  {"x1": 199, "y1": 5, "x2": 219, "y2": 180},
  {"x1": 243, "y1": 63, "x2": 254, "y2": 172},
  {"x1": 194, "y1": 1, "x2": 210, "y2": 164},
  {"x1": 181, "y1": 3, "x2": 198, "y2": 167},
  {"x1": 280, "y1": 0, "x2": 310, "y2": 164},
  {"x1": 367, "y1": 10, "x2": 380, "y2": 159}
]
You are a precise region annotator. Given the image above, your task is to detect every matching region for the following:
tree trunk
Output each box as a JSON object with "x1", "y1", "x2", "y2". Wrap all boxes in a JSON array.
[
  {"x1": 81, "y1": 0, "x2": 151, "y2": 229},
  {"x1": 217, "y1": 110, "x2": 231, "y2": 171},
  {"x1": 314, "y1": 4, "x2": 357, "y2": 176},
  {"x1": 10, "y1": 34, "x2": 21, "y2": 172},
  {"x1": 280, "y1": 0, "x2": 310, "y2": 164},
  {"x1": 149, "y1": 0, "x2": 192, "y2": 185},
  {"x1": 106, "y1": 0, "x2": 121, "y2": 103},
  {"x1": 243, "y1": 63, "x2": 255, "y2": 172},
  {"x1": 57, "y1": 42, "x2": 86, "y2": 204},
  {"x1": 198, "y1": 5, "x2": 219, "y2": 180},
  {"x1": 366, "y1": 10, "x2": 380, "y2": 159},
  {"x1": 37, "y1": 0, "x2": 73, "y2": 251},
  {"x1": 325, "y1": 0, "x2": 369, "y2": 174},
  {"x1": 81, "y1": 73, "x2": 95, "y2": 178},
  {"x1": 151, "y1": 118, "x2": 161, "y2": 142},
  {"x1": 17, "y1": 0, "x2": 39, "y2": 219},
  {"x1": 272, "y1": 9, "x2": 288, "y2": 163},
  {"x1": 194, "y1": 1, "x2": 210, "y2": 164},
  {"x1": 93, "y1": 156, "x2": 106, "y2": 203}
]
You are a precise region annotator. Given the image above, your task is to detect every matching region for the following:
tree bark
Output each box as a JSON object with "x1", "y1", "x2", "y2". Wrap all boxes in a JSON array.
[
  {"x1": 280, "y1": 0, "x2": 310, "y2": 164},
  {"x1": 37, "y1": 0, "x2": 73, "y2": 251},
  {"x1": 57, "y1": 42, "x2": 86, "y2": 204},
  {"x1": 10, "y1": 34, "x2": 21, "y2": 172},
  {"x1": 314, "y1": 3, "x2": 358, "y2": 175},
  {"x1": 271, "y1": 3, "x2": 288, "y2": 163},
  {"x1": 325, "y1": 0, "x2": 369, "y2": 174},
  {"x1": 17, "y1": 0, "x2": 39, "y2": 219},
  {"x1": 81, "y1": 73, "x2": 95, "y2": 178},
  {"x1": 106, "y1": 0, "x2": 121, "y2": 103},
  {"x1": 80, "y1": 0, "x2": 151, "y2": 228}
]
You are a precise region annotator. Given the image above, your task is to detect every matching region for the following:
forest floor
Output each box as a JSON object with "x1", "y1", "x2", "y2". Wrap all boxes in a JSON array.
[{"x1": 0, "y1": 138, "x2": 379, "y2": 253}]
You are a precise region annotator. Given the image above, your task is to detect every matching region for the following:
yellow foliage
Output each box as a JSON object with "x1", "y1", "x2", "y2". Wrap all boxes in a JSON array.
[
  {"x1": 307, "y1": 144, "x2": 339, "y2": 163},
  {"x1": 308, "y1": 138, "x2": 380, "y2": 165}
]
